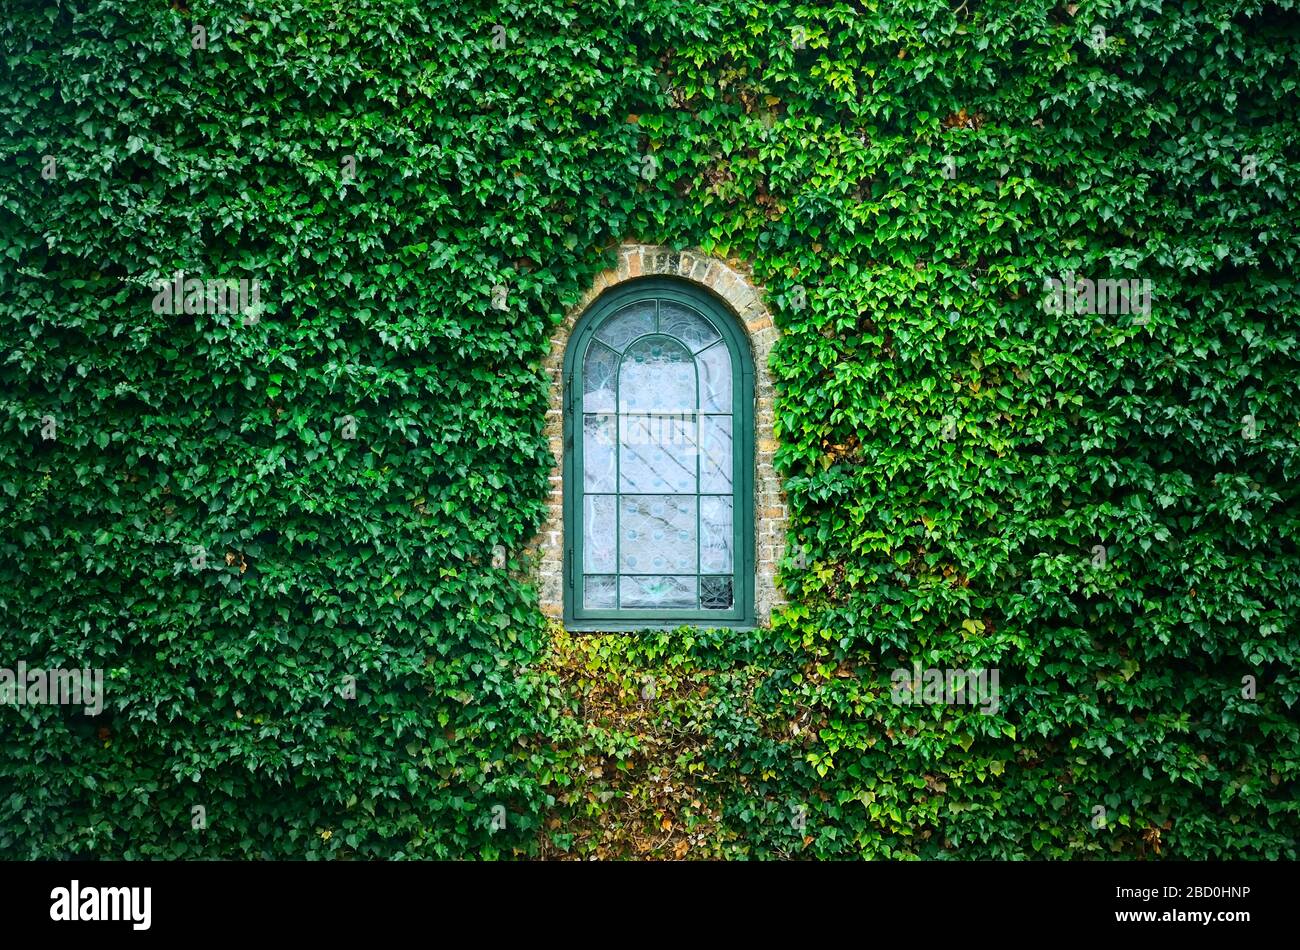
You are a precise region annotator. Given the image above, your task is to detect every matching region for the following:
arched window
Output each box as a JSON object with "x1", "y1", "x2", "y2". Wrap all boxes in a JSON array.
[{"x1": 563, "y1": 278, "x2": 755, "y2": 628}]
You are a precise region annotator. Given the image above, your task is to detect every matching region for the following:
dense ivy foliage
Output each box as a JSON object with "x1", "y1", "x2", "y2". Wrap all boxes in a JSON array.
[{"x1": 2, "y1": 0, "x2": 1296, "y2": 858}]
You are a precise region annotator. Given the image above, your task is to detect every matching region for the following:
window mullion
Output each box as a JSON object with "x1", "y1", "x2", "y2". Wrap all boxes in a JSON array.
[
  {"x1": 614, "y1": 346, "x2": 622, "y2": 610},
  {"x1": 694, "y1": 316, "x2": 702, "y2": 610}
]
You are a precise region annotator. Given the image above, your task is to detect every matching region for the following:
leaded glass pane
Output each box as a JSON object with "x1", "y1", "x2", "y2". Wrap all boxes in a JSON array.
[
  {"x1": 620, "y1": 495, "x2": 696, "y2": 574},
  {"x1": 621, "y1": 575, "x2": 697, "y2": 609},
  {"x1": 701, "y1": 576, "x2": 733, "y2": 609},
  {"x1": 700, "y1": 415, "x2": 732, "y2": 492},
  {"x1": 583, "y1": 413, "x2": 616, "y2": 491},
  {"x1": 583, "y1": 495, "x2": 616, "y2": 572},
  {"x1": 584, "y1": 575, "x2": 617, "y2": 608},
  {"x1": 583, "y1": 342, "x2": 618, "y2": 412},
  {"x1": 697, "y1": 342, "x2": 731, "y2": 413},
  {"x1": 620, "y1": 338, "x2": 694, "y2": 413},
  {"x1": 619, "y1": 413, "x2": 696, "y2": 493},
  {"x1": 699, "y1": 496, "x2": 733, "y2": 573},
  {"x1": 595, "y1": 303, "x2": 655, "y2": 352},
  {"x1": 659, "y1": 301, "x2": 721, "y2": 353}
]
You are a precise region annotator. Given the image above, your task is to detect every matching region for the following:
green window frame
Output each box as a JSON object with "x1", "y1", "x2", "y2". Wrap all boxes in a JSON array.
[{"x1": 563, "y1": 278, "x2": 756, "y2": 630}]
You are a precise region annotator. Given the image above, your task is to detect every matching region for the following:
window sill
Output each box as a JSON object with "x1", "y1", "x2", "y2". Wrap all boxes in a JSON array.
[{"x1": 564, "y1": 620, "x2": 759, "y2": 634}]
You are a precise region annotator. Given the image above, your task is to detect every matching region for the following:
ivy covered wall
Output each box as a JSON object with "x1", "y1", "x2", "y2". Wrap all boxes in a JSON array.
[{"x1": 1, "y1": 0, "x2": 1296, "y2": 858}]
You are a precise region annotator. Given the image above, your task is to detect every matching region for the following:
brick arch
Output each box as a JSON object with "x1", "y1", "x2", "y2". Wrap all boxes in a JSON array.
[{"x1": 530, "y1": 244, "x2": 786, "y2": 627}]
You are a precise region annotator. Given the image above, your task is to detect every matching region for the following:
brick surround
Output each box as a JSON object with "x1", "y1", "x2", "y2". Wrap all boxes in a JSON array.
[{"x1": 529, "y1": 244, "x2": 786, "y2": 627}]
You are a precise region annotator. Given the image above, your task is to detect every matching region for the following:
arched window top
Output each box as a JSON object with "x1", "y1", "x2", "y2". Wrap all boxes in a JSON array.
[{"x1": 562, "y1": 278, "x2": 755, "y2": 628}]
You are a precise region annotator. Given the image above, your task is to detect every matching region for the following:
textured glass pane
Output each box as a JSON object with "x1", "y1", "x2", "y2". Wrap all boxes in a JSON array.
[
  {"x1": 700, "y1": 415, "x2": 732, "y2": 492},
  {"x1": 659, "y1": 301, "x2": 721, "y2": 353},
  {"x1": 619, "y1": 413, "x2": 696, "y2": 494},
  {"x1": 583, "y1": 495, "x2": 616, "y2": 572},
  {"x1": 620, "y1": 495, "x2": 696, "y2": 574},
  {"x1": 701, "y1": 576, "x2": 733, "y2": 610},
  {"x1": 700, "y1": 495, "x2": 733, "y2": 573},
  {"x1": 583, "y1": 342, "x2": 618, "y2": 412},
  {"x1": 583, "y1": 414, "x2": 616, "y2": 492},
  {"x1": 584, "y1": 575, "x2": 617, "y2": 609},
  {"x1": 697, "y1": 342, "x2": 732, "y2": 412},
  {"x1": 595, "y1": 303, "x2": 655, "y2": 352},
  {"x1": 621, "y1": 575, "x2": 696, "y2": 609},
  {"x1": 620, "y1": 337, "x2": 695, "y2": 413}
]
